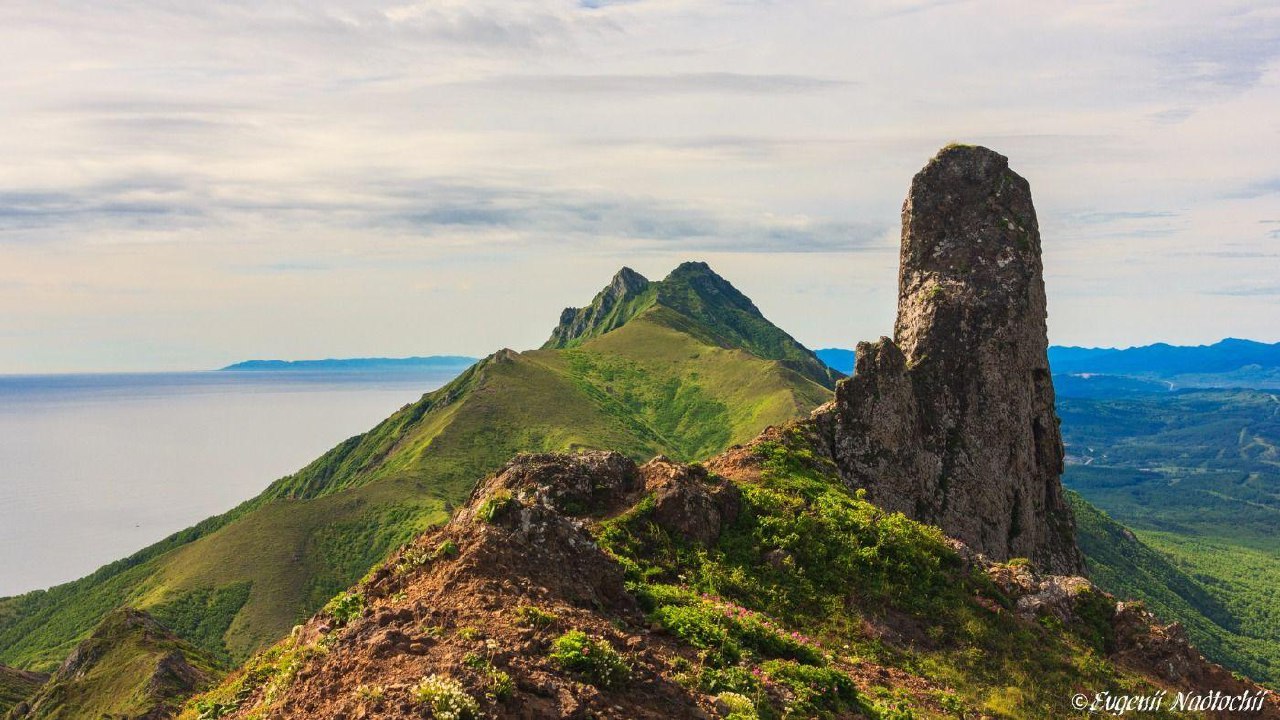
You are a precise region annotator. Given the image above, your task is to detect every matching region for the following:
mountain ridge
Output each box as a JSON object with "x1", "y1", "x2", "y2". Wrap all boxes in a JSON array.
[
  {"x1": 546, "y1": 261, "x2": 841, "y2": 389},
  {"x1": 0, "y1": 262, "x2": 835, "y2": 688}
]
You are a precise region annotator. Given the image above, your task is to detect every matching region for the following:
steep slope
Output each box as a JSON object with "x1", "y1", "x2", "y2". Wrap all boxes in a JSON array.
[
  {"x1": 1058, "y1": 387, "x2": 1280, "y2": 684},
  {"x1": 180, "y1": 440, "x2": 1279, "y2": 719},
  {"x1": 1069, "y1": 493, "x2": 1280, "y2": 687},
  {"x1": 9, "y1": 608, "x2": 219, "y2": 720},
  {"x1": 0, "y1": 264, "x2": 832, "y2": 678},
  {"x1": 0, "y1": 667, "x2": 45, "y2": 717},
  {"x1": 815, "y1": 144, "x2": 1083, "y2": 573}
]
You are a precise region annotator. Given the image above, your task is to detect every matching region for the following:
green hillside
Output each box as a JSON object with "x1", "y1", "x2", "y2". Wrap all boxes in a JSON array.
[
  {"x1": 0, "y1": 665, "x2": 46, "y2": 716},
  {"x1": 545, "y1": 262, "x2": 840, "y2": 389},
  {"x1": 0, "y1": 263, "x2": 833, "y2": 678},
  {"x1": 179, "y1": 431, "x2": 1247, "y2": 720},
  {"x1": 1061, "y1": 389, "x2": 1280, "y2": 685},
  {"x1": 16, "y1": 608, "x2": 221, "y2": 720}
]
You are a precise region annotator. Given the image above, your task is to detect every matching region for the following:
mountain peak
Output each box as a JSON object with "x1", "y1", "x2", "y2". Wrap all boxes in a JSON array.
[
  {"x1": 664, "y1": 259, "x2": 716, "y2": 278},
  {"x1": 543, "y1": 262, "x2": 839, "y2": 388},
  {"x1": 542, "y1": 267, "x2": 656, "y2": 350},
  {"x1": 610, "y1": 265, "x2": 649, "y2": 291}
]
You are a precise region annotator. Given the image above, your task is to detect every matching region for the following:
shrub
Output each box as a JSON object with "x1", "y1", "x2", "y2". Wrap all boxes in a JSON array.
[
  {"x1": 698, "y1": 666, "x2": 760, "y2": 695},
  {"x1": 763, "y1": 660, "x2": 859, "y2": 717},
  {"x1": 655, "y1": 604, "x2": 739, "y2": 666},
  {"x1": 355, "y1": 684, "x2": 385, "y2": 702},
  {"x1": 484, "y1": 667, "x2": 513, "y2": 700},
  {"x1": 411, "y1": 675, "x2": 481, "y2": 720},
  {"x1": 715, "y1": 691, "x2": 760, "y2": 720},
  {"x1": 322, "y1": 591, "x2": 364, "y2": 627},
  {"x1": 477, "y1": 490, "x2": 514, "y2": 523},
  {"x1": 463, "y1": 653, "x2": 513, "y2": 701},
  {"x1": 549, "y1": 630, "x2": 630, "y2": 688},
  {"x1": 515, "y1": 604, "x2": 559, "y2": 630},
  {"x1": 434, "y1": 539, "x2": 460, "y2": 559},
  {"x1": 652, "y1": 593, "x2": 824, "y2": 668}
]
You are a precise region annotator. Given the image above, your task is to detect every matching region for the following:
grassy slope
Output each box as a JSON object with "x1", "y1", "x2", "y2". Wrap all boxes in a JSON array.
[
  {"x1": 611, "y1": 433, "x2": 1162, "y2": 718},
  {"x1": 185, "y1": 428, "x2": 1200, "y2": 720},
  {"x1": 0, "y1": 665, "x2": 45, "y2": 715},
  {"x1": 0, "y1": 310, "x2": 831, "y2": 675},
  {"x1": 1061, "y1": 389, "x2": 1280, "y2": 686},
  {"x1": 20, "y1": 609, "x2": 222, "y2": 720}
]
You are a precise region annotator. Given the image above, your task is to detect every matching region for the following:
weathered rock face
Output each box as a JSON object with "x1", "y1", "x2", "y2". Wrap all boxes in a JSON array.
[
  {"x1": 816, "y1": 144, "x2": 1085, "y2": 574},
  {"x1": 543, "y1": 267, "x2": 651, "y2": 349}
]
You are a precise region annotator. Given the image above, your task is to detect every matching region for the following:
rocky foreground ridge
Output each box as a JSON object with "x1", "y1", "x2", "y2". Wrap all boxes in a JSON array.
[
  {"x1": 180, "y1": 443, "x2": 1277, "y2": 719},
  {"x1": 172, "y1": 146, "x2": 1279, "y2": 719}
]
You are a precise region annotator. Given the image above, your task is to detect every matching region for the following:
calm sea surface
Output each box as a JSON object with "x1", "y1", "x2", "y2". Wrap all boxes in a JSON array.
[{"x1": 0, "y1": 369, "x2": 463, "y2": 596}]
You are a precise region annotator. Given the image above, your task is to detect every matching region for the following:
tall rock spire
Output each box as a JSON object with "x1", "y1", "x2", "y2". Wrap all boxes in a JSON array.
[{"x1": 820, "y1": 144, "x2": 1084, "y2": 573}]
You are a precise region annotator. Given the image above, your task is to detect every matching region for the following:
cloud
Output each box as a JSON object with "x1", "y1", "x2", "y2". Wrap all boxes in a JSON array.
[
  {"x1": 2, "y1": 0, "x2": 1280, "y2": 369},
  {"x1": 1059, "y1": 210, "x2": 1181, "y2": 226},
  {"x1": 1206, "y1": 284, "x2": 1280, "y2": 297},
  {"x1": 1224, "y1": 177, "x2": 1280, "y2": 200},
  {"x1": 466, "y1": 72, "x2": 853, "y2": 95}
]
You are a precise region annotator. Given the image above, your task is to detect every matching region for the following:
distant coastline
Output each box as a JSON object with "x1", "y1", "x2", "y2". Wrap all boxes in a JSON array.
[{"x1": 220, "y1": 355, "x2": 477, "y2": 372}]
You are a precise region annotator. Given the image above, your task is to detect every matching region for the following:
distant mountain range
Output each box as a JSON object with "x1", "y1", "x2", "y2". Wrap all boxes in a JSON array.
[
  {"x1": 220, "y1": 356, "x2": 477, "y2": 372},
  {"x1": 818, "y1": 338, "x2": 1280, "y2": 389}
]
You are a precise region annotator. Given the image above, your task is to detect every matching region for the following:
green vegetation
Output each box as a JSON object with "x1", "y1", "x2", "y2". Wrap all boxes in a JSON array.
[
  {"x1": 179, "y1": 633, "x2": 329, "y2": 720},
  {"x1": 149, "y1": 583, "x2": 252, "y2": 664},
  {"x1": 713, "y1": 691, "x2": 758, "y2": 720},
  {"x1": 19, "y1": 608, "x2": 222, "y2": 720},
  {"x1": 434, "y1": 539, "x2": 459, "y2": 559},
  {"x1": 411, "y1": 674, "x2": 481, "y2": 719},
  {"x1": 1060, "y1": 388, "x2": 1280, "y2": 685},
  {"x1": 462, "y1": 653, "x2": 513, "y2": 701},
  {"x1": 476, "y1": 490, "x2": 514, "y2": 523},
  {"x1": 514, "y1": 604, "x2": 558, "y2": 630},
  {"x1": 597, "y1": 430, "x2": 1184, "y2": 718},
  {"x1": 0, "y1": 664, "x2": 46, "y2": 715},
  {"x1": 548, "y1": 630, "x2": 630, "y2": 689},
  {"x1": 0, "y1": 263, "x2": 832, "y2": 677},
  {"x1": 321, "y1": 591, "x2": 364, "y2": 627},
  {"x1": 544, "y1": 262, "x2": 839, "y2": 390}
]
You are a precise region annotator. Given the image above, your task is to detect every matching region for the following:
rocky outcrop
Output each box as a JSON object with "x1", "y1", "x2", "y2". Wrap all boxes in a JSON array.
[
  {"x1": 543, "y1": 267, "x2": 652, "y2": 349},
  {"x1": 815, "y1": 144, "x2": 1084, "y2": 574}
]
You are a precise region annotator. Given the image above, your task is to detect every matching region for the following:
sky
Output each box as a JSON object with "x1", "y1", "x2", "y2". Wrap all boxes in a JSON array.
[{"x1": 1, "y1": 1, "x2": 1278, "y2": 373}]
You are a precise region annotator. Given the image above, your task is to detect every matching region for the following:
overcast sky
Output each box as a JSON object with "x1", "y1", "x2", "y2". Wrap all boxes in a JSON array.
[{"x1": 1, "y1": 1, "x2": 1278, "y2": 372}]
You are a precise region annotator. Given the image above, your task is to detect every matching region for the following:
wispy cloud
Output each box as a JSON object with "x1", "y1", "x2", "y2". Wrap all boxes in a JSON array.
[
  {"x1": 466, "y1": 72, "x2": 853, "y2": 95},
  {"x1": 1, "y1": 0, "x2": 1279, "y2": 369}
]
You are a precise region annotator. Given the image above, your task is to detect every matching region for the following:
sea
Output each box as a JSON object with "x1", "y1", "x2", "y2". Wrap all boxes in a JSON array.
[{"x1": 0, "y1": 368, "x2": 464, "y2": 597}]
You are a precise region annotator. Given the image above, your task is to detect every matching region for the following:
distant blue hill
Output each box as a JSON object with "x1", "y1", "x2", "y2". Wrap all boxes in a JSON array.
[
  {"x1": 220, "y1": 356, "x2": 477, "y2": 372},
  {"x1": 814, "y1": 348, "x2": 856, "y2": 375},
  {"x1": 817, "y1": 339, "x2": 1280, "y2": 391},
  {"x1": 1047, "y1": 338, "x2": 1280, "y2": 376}
]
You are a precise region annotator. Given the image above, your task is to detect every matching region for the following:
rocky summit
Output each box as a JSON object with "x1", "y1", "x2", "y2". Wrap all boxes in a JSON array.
[{"x1": 815, "y1": 144, "x2": 1085, "y2": 574}]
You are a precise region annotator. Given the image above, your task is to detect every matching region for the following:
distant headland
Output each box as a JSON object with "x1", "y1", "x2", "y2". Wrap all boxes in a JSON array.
[{"x1": 219, "y1": 356, "x2": 477, "y2": 372}]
